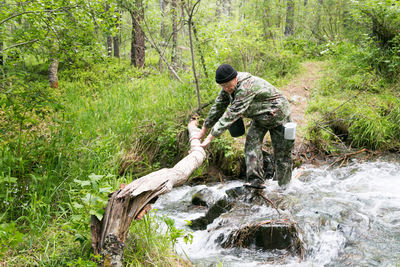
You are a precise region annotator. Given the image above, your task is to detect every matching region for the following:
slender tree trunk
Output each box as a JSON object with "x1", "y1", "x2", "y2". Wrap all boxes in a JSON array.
[
  {"x1": 0, "y1": 1, "x2": 3, "y2": 65},
  {"x1": 47, "y1": 6, "x2": 58, "y2": 89},
  {"x1": 314, "y1": 0, "x2": 324, "y2": 42},
  {"x1": 276, "y1": 0, "x2": 282, "y2": 31},
  {"x1": 113, "y1": 9, "x2": 120, "y2": 58},
  {"x1": 223, "y1": 0, "x2": 232, "y2": 16},
  {"x1": 303, "y1": 0, "x2": 308, "y2": 6},
  {"x1": 187, "y1": 0, "x2": 202, "y2": 109},
  {"x1": 0, "y1": 38, "x2": 3, "y2": 65},
  {"x1": 107, "y1": 36, "x2": 113, "y2": 57},
  {"x1": 171, "y1": 0, "x2": 178, "y2": 66},
  {"x1": 284, "y1": 0, "x2": 294, "y2": 36},
  {"x1": 182, "y1": 6, "x2": 207, "y2": 79},
  {"x1": 48, "y1": 59, "x2": 59, "y2": 88},
  {"x1": 91, "y1": 118, "x2": 206, "y2": 266},
  {"x1": 130, "y1": 0, "x2": 145, "y2": 67},
  {"x1": 192, "y1": 21, "x2": 207, "y2": 78},
  {"x1": 215, "y1": 0, "x2": 222, "y2": 19},
  {"x1": 113, "y1": 36, "x2": 119, "y2": 58},
  {"x1": 158, "y1": 0, "x2": 166, "y2": 70},
  {"x1": 106, "y1": 4, "x2": 112, "y2": 57}
]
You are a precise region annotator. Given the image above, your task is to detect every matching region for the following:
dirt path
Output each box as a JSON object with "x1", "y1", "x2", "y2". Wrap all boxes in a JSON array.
[{"x1": 280, "y1": 61, "x2": 323, "y2": 135}]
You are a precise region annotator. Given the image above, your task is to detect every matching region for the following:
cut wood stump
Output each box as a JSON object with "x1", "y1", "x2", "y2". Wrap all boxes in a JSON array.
[{"x1": 91, "y1": 118, "x2": 206, "y2": 266}]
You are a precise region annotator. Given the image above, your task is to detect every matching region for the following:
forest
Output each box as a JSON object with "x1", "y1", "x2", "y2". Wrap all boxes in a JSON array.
[{"x1": 1, "y1": 0, "x2": 399, "y2": 265}]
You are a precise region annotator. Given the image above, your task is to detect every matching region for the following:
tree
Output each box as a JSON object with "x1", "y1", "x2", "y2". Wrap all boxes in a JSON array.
[
  {"x1": 158, "y1": 0, "x2": 166, "y2": 70},
  {"x1": 184, "y1": 0, "x2": 202, "y2": 109},
  {"x1": 113, "y1": 8, "x2": 121, "y2": 58},
  {"x1": 284, "y1": 0, "x2": 294, "y2": 36},
  {"x1": 171, "y1": 0, "x2": 178, "y2": 66},
  {"x1": 130, "y1": 0, "x2": 145, "y2": 67},
  {"x1": 0, "y1": 0, "x2": 114, "y2": 82}
]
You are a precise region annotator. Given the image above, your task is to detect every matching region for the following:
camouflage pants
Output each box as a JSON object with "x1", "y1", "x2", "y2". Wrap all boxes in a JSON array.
[{"x1": 245, "y1": 119, "x2": 294, "y2": 186}]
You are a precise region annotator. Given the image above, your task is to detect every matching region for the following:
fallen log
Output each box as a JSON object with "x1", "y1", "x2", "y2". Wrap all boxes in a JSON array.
[{"x1": 91, "y1": 118, "x2": 206, "y2": 266}]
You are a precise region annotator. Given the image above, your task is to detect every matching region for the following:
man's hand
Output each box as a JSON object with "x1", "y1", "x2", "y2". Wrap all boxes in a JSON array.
[
  {"x1": 198, "y1": 133, "x2": 214, "y2": 148},
  {"x1": 190, "y1": 125, "x2": 207, "y2": 142}
]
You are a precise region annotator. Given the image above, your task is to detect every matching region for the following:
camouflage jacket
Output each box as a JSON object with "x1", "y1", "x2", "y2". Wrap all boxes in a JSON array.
[{"x1": 204, "y1": 72, "x2": 291, "y2": 137}]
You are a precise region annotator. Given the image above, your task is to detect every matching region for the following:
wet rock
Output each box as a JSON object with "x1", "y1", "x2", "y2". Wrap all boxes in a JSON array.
[
  {"x1": 190, "y1": 186, "x2": 275, "y2": 230},
  {"x1": 190, "y1": 196, "x2": 234, "y2": 230},
  {"x1": 221, "y1": 220, "x2": 302, "y2": 255},
  {"x1": 191, "y1": 188, "x2": 219, "y2": 207}
]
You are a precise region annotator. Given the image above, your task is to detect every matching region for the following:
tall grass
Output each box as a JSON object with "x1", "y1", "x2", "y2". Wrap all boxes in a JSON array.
[
  {"x1": 0, "y1": 59, "x2": 199, "y2": 265},
  {"x1": 306, "y1": 45, "x2": 400, "y2": 152}
]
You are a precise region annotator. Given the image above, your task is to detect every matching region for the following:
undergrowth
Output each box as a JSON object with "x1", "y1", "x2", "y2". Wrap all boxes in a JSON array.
[{"x1": 306, "y1": 41, "x2": 400, "y2": 153}]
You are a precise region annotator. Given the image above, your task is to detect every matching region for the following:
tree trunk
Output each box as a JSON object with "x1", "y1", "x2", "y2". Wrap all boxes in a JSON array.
[
  {"x1": 130, "y1": 0, "x2": 145, "y2": 68},
  {"x1": 107, "y1": 36, "x2": 113, "y2": 57},
  {"x1": 192, "y1": 21, "x2": 207, "y2": 78},
  {"x1": 223, "y1": 0, "x2": 232, "y2": 17},
  {"x1": 171, "y1": 0, "x2": 178, "y2": 66},
  {"x1": 48, "y1": 59, "x2": 59, "y2": 88},
  {"x1": 105, "y1": 4, "x2": 113, "y2": 57},
  {"x1": 158, "y1": 0, "x2": 166, "y2": 70},
  {"x1": 0, "y1": 40, "x2": 3, "y2": 65},
  {"x1": 186, "y1": 0, "x2": 202, "y2": 109},
  {"x1": 284, "y1": 0, "x2": 294, "y2": 36},
  {"x1": 91, "y1": 118, "x2": 206, "y2": 266},
  {"x1": 113, "y1": 36, "x2": 120, "y2": 58},
  {"x1": 215, "y1": 0, "x2": 222, "y2": 19},
  {"x1": 113, "y1": 9, "x2": 120, "y2": 58}
]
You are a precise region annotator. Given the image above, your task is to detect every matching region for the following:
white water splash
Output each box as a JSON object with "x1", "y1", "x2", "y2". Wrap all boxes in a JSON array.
[{"x1": 154, "y1": 157, "x2": 400, "y2": 266}]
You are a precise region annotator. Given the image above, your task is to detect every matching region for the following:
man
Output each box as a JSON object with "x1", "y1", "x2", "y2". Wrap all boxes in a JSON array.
[{"x1": 193, "y1": 64, "x2": 294, "y2": 189}]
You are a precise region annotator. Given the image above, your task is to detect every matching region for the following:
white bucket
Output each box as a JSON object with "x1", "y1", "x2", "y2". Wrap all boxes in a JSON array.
[{"x1": 284, "y1": 122, "x2": 296, "y2": 140}]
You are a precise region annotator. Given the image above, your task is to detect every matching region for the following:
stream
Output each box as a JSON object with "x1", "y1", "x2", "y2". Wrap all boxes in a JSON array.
[{"x1": 153, "y1": 155, "x2": 400, "y2": 266}]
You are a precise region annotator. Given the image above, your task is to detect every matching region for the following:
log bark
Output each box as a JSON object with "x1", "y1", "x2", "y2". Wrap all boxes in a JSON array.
[{"x1": 91, "y1": 118, "x2": 206, "y2": 266}]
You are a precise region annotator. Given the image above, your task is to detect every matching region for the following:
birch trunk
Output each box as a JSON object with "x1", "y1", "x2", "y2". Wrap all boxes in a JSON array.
[
  {"x1": 91, "y1": 118, "x2": 206, "y2": 266},
  {"x1": 48, "y1": 59, "x2": 59, "y2": 88}
]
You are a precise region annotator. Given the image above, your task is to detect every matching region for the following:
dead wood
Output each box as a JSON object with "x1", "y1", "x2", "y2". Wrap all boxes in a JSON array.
[{"x1": 91, "y1": 118, "x2": 206, "y2": 266}]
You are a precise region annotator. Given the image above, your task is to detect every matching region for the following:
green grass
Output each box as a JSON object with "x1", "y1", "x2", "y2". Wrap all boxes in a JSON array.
[
  {"x1": 0, "y1": 58, "x2": 198, "y2": 265},
  {"x1": 306, "y1": 53, "x2": 400, "y2": 153}
]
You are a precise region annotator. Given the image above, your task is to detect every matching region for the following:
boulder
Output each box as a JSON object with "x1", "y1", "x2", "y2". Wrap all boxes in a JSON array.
[
  {"x1": 221, "y1": 220, "x2": 302, "y2": 255},
  {"x1": 191, "y1": 187, "x2": 220, "y2": 207},
  {"x1": 190, "y1": 196, "x2": 233, "y2": 230},
  {"x1": 189, "y1": 186, "x2": 271, "y2": 230}
]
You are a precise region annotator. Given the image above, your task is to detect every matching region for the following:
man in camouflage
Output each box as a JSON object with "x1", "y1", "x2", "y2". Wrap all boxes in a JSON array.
[{"x1": 193, "y1": 64, "x2": 294, "y2": 188}]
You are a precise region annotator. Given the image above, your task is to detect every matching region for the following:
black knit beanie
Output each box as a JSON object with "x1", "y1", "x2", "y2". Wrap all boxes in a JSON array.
[{"x1": 215, "y1": 64, "x2": 238, "y2": 84}]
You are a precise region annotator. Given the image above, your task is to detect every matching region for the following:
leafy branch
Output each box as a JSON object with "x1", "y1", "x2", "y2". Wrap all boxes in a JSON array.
[{"x1": 0, "y1": 6, "x2": 80, "y2": 26}]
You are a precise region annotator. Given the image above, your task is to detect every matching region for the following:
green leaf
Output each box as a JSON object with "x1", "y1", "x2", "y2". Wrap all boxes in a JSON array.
[
  {"x1": 74, "y1": 179, "x2": 91, "y2": 187},
  {"x1": 90, "y1": 209, "x2": 104, "y2": 221},
  {"x1": 72, "y1": 202, "x2": 83, "y2": 209},
  {"x1": 99, "y1": 186, "x2": 112, "y2": 193},
  {"x1": 71, "y1": 215, "x2": 82, "y2": 222},
  {"x1": 0, "y1": 177, "x2": 17, "y2": 184},
  {"x1": 88, "y1": 174, "x2": 104, "y2": 182}
]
